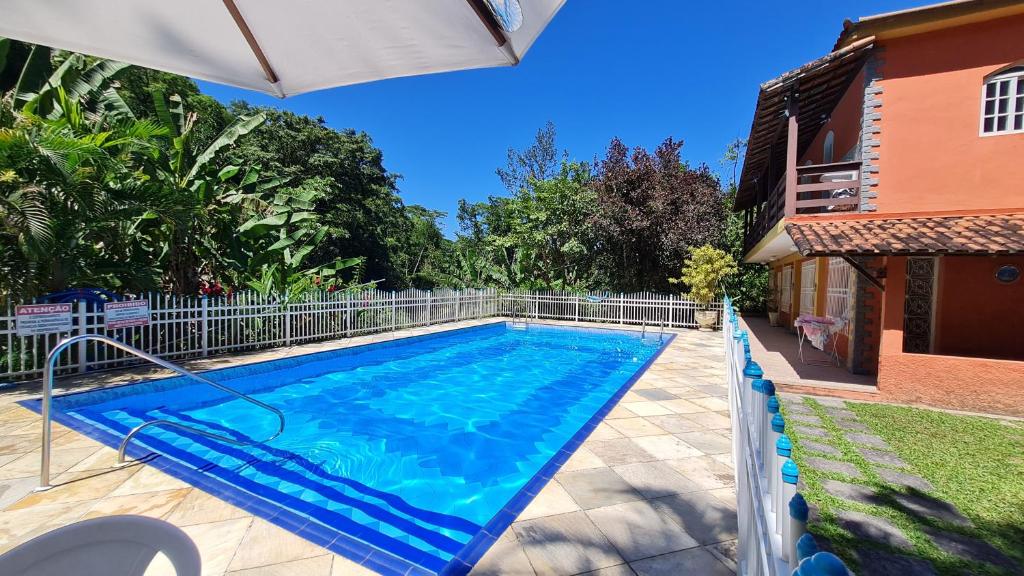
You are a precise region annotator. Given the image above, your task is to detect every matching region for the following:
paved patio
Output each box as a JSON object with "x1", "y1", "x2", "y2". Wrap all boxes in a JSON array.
[
  {"x1": 741, "y1": 317, "x2": 877, "y2": 393},
  {"x1": 0, "y1": 320, "x2": 737, "y2": 576}
]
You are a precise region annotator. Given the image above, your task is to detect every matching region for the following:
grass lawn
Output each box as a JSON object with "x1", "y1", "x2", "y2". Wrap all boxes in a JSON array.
[{"x1": 783, "y1": 398, "x2": 1024, "y2": 576}]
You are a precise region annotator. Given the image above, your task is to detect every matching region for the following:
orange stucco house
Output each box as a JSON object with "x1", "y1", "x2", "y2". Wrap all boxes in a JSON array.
[{"x1": 735, "y1": 0, "x2": 1024, "y2": 416}]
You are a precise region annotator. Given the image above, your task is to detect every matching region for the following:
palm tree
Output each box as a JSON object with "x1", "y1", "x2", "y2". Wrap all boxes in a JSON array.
[{"x1": 0, "y1": 79, "x2": 167, "y2": 296}]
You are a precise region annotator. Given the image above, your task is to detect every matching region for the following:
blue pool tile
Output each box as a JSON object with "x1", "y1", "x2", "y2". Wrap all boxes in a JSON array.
[
  {"x1": 409, "y1": 565, "x2": 441, "y2": 576},
  {"x1": 325, "y1": 533, "x2": 373, "y2": 564},
  {"x1": 267, "y1": 508, "x2": 310, "y2": 534},
  {"x1": 452, "y1": 532, "x2": 497, "y2": 567},
  {"x1": 361, "y1": 549, "x2": 419, "y2": 576},
  {"x1": 439, "y1": 558, "x2": 473, "y2": 576},
  {"x1": 295, "y1": 521, "x2": 339, "y2": 548}
]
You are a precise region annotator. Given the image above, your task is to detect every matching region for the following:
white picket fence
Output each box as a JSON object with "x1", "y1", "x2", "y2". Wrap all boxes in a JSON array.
[
  {"x1": 501, "y1": 290, "x2": 723, "y2": 328},
  {"x1": 724, "y1": 296, "x2": 851, "y2": 575},
  {"x1": 0, "y1": 288, "x2": 720, "y2": 382}
]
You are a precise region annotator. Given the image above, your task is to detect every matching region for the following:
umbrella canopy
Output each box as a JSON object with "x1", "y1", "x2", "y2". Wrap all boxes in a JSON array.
[{"x1": 0, "y1": 0, "x2": 564, "y2": 97}]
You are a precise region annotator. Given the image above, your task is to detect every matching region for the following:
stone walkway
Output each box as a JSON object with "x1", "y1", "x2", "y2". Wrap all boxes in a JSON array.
[
  {"x1": 781, "y1": 394, "x2": 1020, "y2": 576},
  {"x1": 0, "y1": 320, "x2": 737, "y2": 575}
]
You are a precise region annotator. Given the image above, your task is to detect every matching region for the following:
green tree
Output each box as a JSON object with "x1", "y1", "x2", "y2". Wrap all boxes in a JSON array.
[
  {"x1": 490, "y1": 160, "x2": 597, "y2": 289},
  {"x1": 226, "y1": 102, "x2": 408, "y2": 288},
  {"x1": 402, "y1": 205, "x2": 448, "y2": 288},
  {"x1": 591, "y1": 137, "x2": 725, "y2": 292},
  {"x1": 718, "y1": 138, "x2": 768, "y2": 312},
  {"x1": 0, "y1": 43, "x2": 169, "y2": 297}
]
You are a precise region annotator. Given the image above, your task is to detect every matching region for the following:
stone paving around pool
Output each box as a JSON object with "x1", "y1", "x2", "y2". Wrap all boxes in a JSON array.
[
  {"x1": 0, "y1": 320, "x2": 736, "y2": 576},
  {"x1": 781, "y1": 394, "x2": 1020, "y2": 576}
]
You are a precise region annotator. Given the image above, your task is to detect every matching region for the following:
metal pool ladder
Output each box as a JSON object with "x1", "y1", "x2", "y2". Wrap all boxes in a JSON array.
[
  {"x1": 640, "y1": 320, "x2": 666, "y2": 344},
  {"x1": 37, "y1": 334, "x2": 286, "y2": 490},
  {"x1": 510, "y1": 308, "x2": 529, "y2": 329}
]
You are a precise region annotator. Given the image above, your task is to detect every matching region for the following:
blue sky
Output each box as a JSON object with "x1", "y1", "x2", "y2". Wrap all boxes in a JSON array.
[{"x1": 197, "y1": 0, "x2": 915, "y2": 236}]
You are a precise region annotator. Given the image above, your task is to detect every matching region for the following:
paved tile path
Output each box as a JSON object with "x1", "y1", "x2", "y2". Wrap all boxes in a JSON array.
[
  {"x1": 0, "y1": 321, "x2": 736, "y2": 576},
  {"x1": 781, "y1": 393, "x2": 1020, "y2": 576}
]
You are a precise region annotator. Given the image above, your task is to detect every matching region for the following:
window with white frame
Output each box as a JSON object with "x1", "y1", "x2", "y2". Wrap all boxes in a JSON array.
[
  {"x1": 780, "y1": 266, "x2": 793, "y2": 313},
  {"x1": 826, "y1": 257, "x2": 853, "y2": 335},
  {"x1": 981, "y1": 65, "x2": 1024, "y2": 135},
  {"x1": 800, "y1": 260, "x2": 817, "y2": 316}
]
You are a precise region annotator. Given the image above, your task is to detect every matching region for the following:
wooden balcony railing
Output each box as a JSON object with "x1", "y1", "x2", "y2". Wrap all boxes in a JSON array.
[
  {"x1": 793, "y1": 160, "x2": 861, "y2": 213},
  {"x1": 743, "y1": 160, "x2": 862, "y2": 254}
]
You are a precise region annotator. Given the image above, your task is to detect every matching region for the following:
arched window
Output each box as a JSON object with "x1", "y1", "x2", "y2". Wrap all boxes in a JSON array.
[
  {"x1": 823, "y1": 131, "x2": 835, "y2": 163},
  {"x1": 981, "y1": 65, "x2": 1024, "y2": 135}
]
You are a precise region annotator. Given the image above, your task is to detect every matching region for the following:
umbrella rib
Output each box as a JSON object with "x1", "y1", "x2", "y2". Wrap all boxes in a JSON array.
[
  {"x1": 465, "y1": 0, "x2": 508, "y2": 47},
  {"x1": 222, "y1": 0, "x2": 282, "y2": 90}
]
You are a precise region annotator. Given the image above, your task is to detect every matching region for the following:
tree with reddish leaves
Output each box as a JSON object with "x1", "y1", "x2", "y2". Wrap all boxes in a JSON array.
[{"x1": 591, "y1": 137, "x2": 725, "y2": 293}]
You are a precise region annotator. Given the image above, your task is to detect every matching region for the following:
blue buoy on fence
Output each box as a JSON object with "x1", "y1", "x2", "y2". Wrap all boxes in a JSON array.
[
  {"x1": 796, "y1": 533, "x2": 819, "y2": 560},
  {"x1": 744, "y1": 361, "x2": 763, "y2": 378},
  {"x1": 767, "y1": 396, "x2": 780, "y2": 414},
  {"x1": 777, "y1": 434, "x2": 792, "y2": 457},
  {"x1": 772, "y1": 413, "x2": 785, "y2": 433},
  {"x1": 782, "y1": 460, "x2": 799, "y2": 484},
  {"x1": 762, "y1": 379, "x2": 776, "y2": 396},
  {"x1": 789, "y1": 493, "x2": 809, "y2": 522},
  {"x1": 752, "y1": 378, "x2": 768, "y2": 393},
  {"x1": 811, "y1": 552, "x2": 849, "y2": 575}
]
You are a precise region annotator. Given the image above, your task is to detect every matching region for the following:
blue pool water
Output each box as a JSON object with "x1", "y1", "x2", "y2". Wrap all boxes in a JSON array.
[{"x1": 39, "y1": 322, "x2": 671, "y2": 575}]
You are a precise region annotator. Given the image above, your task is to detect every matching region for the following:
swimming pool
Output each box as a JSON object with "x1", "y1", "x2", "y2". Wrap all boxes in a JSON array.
[{"x1": 34, "y1": 322, "x2": 673, "y2": 575}]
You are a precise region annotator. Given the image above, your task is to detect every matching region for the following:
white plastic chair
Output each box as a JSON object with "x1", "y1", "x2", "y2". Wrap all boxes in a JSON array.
[{"x1": 0, "y1": 515, "x2": 200, "y2": 576}]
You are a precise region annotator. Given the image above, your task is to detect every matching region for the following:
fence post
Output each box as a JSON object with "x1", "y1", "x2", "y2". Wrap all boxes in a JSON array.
[
  {"x1": 391, "y1": 292, "x2": 397, "y2": 331},
  {"x1": 201, "y1": 296, "x2": 209, "y2": 357},
  {"x1": 283, "y1": 297, "x2": 291, "y2": 346},
  {"x1": 775, "y1": 434, "x2": 792, "y2": 536},
  {"x1": 426, "y1": 291, "x2": 432, "y2": 326},
  {"x1": 760, "y1": 380, "x2": 776, "y2": 462},
  {"x1": 619, "y1": 294, "x2": 624, "y2": 324},
  {"x1": 574, "y1": 296, "x2": 580, "y2": 323},
  {"x1": 76, "y1": 300, "x2": 88, "y2": 373},
  {"x1": 781, "y1": 460, "x2": 799, "y2": 555},
  {"x1": 455, "y1": 290, "x2": 461, "y2": 321},
  {"x1": 345, "y1": 292, "x2": 352, "y2": 337},
  {"x1": 788, "y1": 493, "x2": 809, "y2": 566}
]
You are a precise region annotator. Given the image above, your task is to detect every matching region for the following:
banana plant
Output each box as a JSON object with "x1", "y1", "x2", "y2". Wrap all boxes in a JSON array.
[
  {"x1": 10, "y1": 43, "x2": 134, "y2": 122},
  {"x1": 136, "y1": 88, "x2": 269, "y2": 292},
  {"x1": 237, "y1": 183, "x2": 362, "y2": 296}
]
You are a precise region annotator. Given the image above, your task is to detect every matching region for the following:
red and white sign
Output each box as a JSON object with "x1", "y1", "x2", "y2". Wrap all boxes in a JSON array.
[
  {"x1": 16, "y1": 304, "x2": 72, "y2": 336},
  {"x1": 104, "y1": 300, "x2": 150, "y2": 330}
]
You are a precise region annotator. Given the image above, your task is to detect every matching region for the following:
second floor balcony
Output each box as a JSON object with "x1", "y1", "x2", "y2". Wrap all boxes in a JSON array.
[
  {"x1": 743, "y1": 160, "x2": 862, "y2": 255},
  {"x1": 734, "y1": 36, "x2": 875, "y2": 260}
]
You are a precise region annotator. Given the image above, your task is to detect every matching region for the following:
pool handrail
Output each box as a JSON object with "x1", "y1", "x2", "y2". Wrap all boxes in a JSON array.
[{"x1": 38, "y1": 334, "x2": 285, "y2": 490}]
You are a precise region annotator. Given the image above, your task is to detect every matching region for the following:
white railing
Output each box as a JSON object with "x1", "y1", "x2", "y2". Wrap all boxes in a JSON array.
[
  {"x1": 0, "y1": 289, "x2": 718, "y2": 382},
  {"x1": 501, "y1": 290, "x2": 723, "y2": 329},
  {"x1": 724, "y1": 295, "x2": 852, "y2": 575},
  {"x1": 0, "y1": 288, "x2": 499, "y2": 382}
]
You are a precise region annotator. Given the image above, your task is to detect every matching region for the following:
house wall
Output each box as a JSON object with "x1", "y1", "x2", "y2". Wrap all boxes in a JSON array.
[
  {"x1": 874, "y1": 14, "x2": 1024, "y2": 214},
  {"x1": 768, "y1": 256, "x2": 855, "y2": 366},
  {"x1": 933, "y1": 255, "x2": 1024, "y2": 360},
  {"x1": 799, "y1": 69, "x2": 866, "y2": 165},
  {"x1": 876, "y1": 256, "x2": 1024, "y2": 416}
]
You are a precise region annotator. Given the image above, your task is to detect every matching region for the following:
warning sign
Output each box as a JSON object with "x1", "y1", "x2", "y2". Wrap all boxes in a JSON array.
[
  {"x1": 16, "y1": 304, "x2": 73, "y2": 336},
  {"x1": 104, "y1": 300, "x2": 151, "y2": 330}
]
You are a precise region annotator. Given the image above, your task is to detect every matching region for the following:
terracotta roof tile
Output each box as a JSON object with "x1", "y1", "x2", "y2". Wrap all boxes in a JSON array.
[{"x1": 785, "y1": 214, "x2": 1024, "y2": 256}]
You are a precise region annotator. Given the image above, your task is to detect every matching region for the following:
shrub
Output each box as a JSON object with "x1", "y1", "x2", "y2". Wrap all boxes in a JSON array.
[{"x1": 670, "y1": 245, "x2": 738, "y2": 308}]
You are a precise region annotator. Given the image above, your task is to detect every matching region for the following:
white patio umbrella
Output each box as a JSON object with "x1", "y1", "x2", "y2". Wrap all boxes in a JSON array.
[{"x1": 0, "y1": 0, "x2": 564, "y2": 97}]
